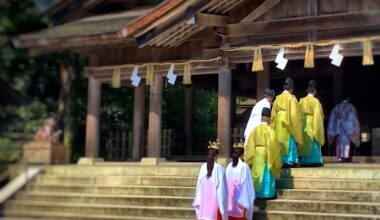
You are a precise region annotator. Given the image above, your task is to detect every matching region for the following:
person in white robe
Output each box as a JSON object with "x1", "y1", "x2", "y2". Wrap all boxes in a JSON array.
[
  {"x1": 244, "y1": 88, "x2": 275, "y2": 144},
  {"x1": 226, "y1": 142, "x2": 255, "y2": 220},
  {"x1": 193, "y1": 140, "x2": 228, "y2": 220}
]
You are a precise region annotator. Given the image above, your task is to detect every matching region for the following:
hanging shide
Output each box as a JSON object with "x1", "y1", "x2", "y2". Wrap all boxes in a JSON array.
[
  {"x1": 183, "y1": 63, "x2": 192, "y2": 85},
  {"x1": 111, "y1": 68, "x2": 121, "y2": 88},
  {"x1": 362, "y1": 40, "x2": 374, "y2": 66},
  {"x1": 146, "y1": 64, "x2": 154, "y2": 86},
  {"x1": 251, "y1": 48, "x2": 264, "y2": 72},
  {"x1": 304, "y1": 44, "x2": 315, "y2": 68}
]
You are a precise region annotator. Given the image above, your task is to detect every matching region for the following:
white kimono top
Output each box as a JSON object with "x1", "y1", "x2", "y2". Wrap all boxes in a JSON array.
[
  {"x1": 244, "y1": 98, "x2": 271, "y2": 142},
  {"x1": 193, "y1": 162, "x2": 228, "y2": 220},
  {"x1": 226, "y1": 159, "x2": 255, "y2": 220}
]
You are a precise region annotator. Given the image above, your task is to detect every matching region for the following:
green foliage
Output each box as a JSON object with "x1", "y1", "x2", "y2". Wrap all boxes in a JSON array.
[
  {"x1": 0, "y1": 101, "x2": 49, "y2": 133},
  {"x1": 0, "y1": 138, "x2": 23, "y2": 162},
  {"x1": 101, "y1": 86, "x2": 134, "y2": 132},
  {"x1": 0, "y1": 1, "x2": 60, "y2": 135},
  {"x1": 162, "y1": 86, "x2": 185, "y2": 130},
  {"x1": 195, "y1": 90, "x2": 217, "y2": 135}
]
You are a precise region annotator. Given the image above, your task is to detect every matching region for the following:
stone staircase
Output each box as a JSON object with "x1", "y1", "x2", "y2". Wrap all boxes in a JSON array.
[
  {"x1": 255, "y1": 164, "x2": 380, "y2": 219},
  {"x1": 1, "y1": 162, "x2": 380, "y2": 219}
]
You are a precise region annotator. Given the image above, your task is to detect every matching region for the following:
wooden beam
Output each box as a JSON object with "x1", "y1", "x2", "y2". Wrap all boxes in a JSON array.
[
  {"x1": 147, "y1": 75, "x2": 163, "y2": 158},
  {"x1": 121, "y1": 0, "x2": 187, "y2": 36},
  {"x1": 228, "y1": 11, "x2": 380, "y2": 37},
  {"x1": 195, "y1": 13, "x2": 228, "y2": 27},
  {"x1": 86, "y1": 57, "x2": 229, "y2": 78},
  {"x1": 241, "y1": 0, "x2": 281, "y2": 22},
  {"x1": 204, "y1": 41, "x2": 380, "y2": 63},
  {"x1": 226, "y1": 25, "x2": 380, "y2": 47},
  {"x1": 307, "y1": 0, "x2": 318, "y2": 41},
  {"x1": 132, "y1": 82, "x2": 146, "y2": 159},
  {"x1": 94, "y1": 67, "x2": 227, "y2": 83},
  {"x1": 217, "y1": 67, "x2": 232, "y2": 158},
  {"x1": 85, "y1": 77, "x2": 101, "y2": 158}
]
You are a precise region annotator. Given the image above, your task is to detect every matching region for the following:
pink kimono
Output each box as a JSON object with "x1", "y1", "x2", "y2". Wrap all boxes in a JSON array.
[
  {"x1": 193, "y1": 162, "x2": 228, "y2": 220},
  {"x1": 226, "y1": 159, "x2": 255, "y2": 220}
]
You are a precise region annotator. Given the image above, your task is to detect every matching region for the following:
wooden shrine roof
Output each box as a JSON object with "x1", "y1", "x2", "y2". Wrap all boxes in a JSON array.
[
  {"x1": 13, "y1": 0, "x2": 247, "y2": 50},
  {"x1": 18, "y1": 10, "x2": 147, "y2": 39},
  {"x1": 13, "y1": 0, "x2": 185, "y2": 49},
  {"x1": 14, "y1": 0, "x2": 380, "y2": 75}
]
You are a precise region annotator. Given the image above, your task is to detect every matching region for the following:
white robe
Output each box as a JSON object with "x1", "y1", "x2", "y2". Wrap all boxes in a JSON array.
[
  {"x1": 244, "y1": 98, "x2": 271, "y2": 142},
  {"x1": 193, "y1": 162, "x2": 228, "y2": 220},
  {"x1": 226, "y1": 159, "x2": 255, "y2": 220}
]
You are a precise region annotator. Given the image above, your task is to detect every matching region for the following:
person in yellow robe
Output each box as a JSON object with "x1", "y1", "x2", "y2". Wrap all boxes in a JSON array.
[
  {"x1": 245, "y1": 107, "x2": 282, "y2": 199},
  {"x1": 270, "y1": 77, "x2": 303, "y2": 166},
  {"x1": 299, "y1": 80, "x2": 325, "y2": 166}
]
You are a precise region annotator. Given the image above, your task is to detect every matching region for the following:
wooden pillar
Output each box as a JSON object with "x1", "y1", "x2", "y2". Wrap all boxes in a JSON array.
[
  {"x1": 185, "y1": 85, "x2": 195, "y2": 156},
  {"x1": 257, "y1": 62, "x2": 270, "y2": 99},
  {"x1": 231, "y1": 93, "x2": 237, "y2": 128},
  {"x1": 85, "y1": 77, "x2": 101, "y2": 158},
  {"x1": 147, "y1": 75, "x2": 163, "y2": 158},
  {"x1": 132, "y1": 82, "x2": 145, "y2": 160},
  {"x1": 217, "y1": 68, "x2": 232, "y2": 158}
]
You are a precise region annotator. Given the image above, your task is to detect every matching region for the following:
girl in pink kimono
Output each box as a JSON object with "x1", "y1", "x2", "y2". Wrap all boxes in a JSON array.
[
  {"x1": 226, "y1": 144, "x2": 255, "y2": 220},
  {"x1": 193, "y1": 140, "x2": 228, "y2": 220}
]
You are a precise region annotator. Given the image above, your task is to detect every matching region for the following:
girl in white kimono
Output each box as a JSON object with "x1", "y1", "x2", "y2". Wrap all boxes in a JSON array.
[
  {"x1": 226, "y1": 143, "x2": 255, "y2": 220},
  {"x1": 193, "y1": 140, "x2": 228, "y2": 220}
]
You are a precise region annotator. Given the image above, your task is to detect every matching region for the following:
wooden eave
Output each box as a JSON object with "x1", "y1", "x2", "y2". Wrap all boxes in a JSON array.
[
  {"x1": 13, "y1": 0, "x2": 186, "y2": 50},
  {"x1": 85, "y1": 57, "x2": 231, "y2": 83},
  {"x1": 204, "y1": 41, "x2": 380, "y2": 65},
  {"x1": 138, "y1": 0, "x2": 248, "y2": 48},
  {"x1": 119, "y1": 0, "x2": 187, "y2": 37}
]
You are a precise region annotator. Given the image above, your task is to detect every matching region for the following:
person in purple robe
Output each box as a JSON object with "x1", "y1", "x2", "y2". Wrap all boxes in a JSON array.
[{"x1": 327, "y1": 98, "x2": 361, "y2": 162}]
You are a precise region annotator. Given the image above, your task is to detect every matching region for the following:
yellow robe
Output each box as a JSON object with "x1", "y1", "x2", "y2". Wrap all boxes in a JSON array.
[
  {"x1": 270, "y1": 91, "x2": 303, "y2": 155},
  {"x1": 245, "y1": 123, "x2": 282, "y2": 191},
  {"x1": 299, "y1": 94, "x2": 325, "y2": 156}
]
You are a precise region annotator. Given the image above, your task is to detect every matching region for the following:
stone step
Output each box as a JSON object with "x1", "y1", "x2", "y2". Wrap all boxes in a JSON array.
[
  {"x1": 277, "y1": 178, "x2": 380, "y2": 190},
  {"x1": 14, "y1": 192, "x2": 193, "y2": 207},
  {"x1": 256, "y1": 199, "x2": 380, "y2": 215},
  {"x1": 253, "y1": 210, "x2": 379, "y2": 220},
  {"x1": 3, "y1": 209, "x2": 193, "y2": 220},
  {"x1": 280, "y1": 166, "x2": 380, "y2": 180},
  {"x1": 4, "y1": 200, "x2": 196, "y2": 219},
  {"x1": 27, "y1": 184, "x2": 380, "y2": 203},
  {"x1": 277, "y1": 189, "x2": 380, "y2": 202},
  {"x1": 44, "y1": 164, "x2": 380, "y2": 179},
  {"x1": 34, "y1": 175, "x2": 198, "y2": 187},
  {"x1": 27, "y1": 184, "x2": 196, "y2": 196},
  {"x1": 43, "y1": 164, "x2": 201, "y2": 177}
]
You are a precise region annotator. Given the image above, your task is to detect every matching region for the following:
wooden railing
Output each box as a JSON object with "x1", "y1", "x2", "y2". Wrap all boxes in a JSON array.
[{"x1": 105, "y1": 128, "x2": 245, "y2": 160}]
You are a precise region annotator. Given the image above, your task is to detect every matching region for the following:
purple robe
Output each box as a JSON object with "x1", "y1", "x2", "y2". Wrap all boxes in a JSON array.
[{"x1": 327, "y1": 101, "x2": 360, "y2": 159}]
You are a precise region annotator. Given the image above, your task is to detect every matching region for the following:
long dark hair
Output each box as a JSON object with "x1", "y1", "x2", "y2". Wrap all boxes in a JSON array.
[
  {"x1": 232, "y1": 148, "x2": 244, "y2": 167},
  {"x1": 206, "y1": 148, "x2": 219, "y2": 178}
]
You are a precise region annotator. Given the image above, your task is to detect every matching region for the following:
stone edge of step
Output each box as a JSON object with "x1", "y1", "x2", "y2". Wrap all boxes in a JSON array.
[
  {"x1": 6, "y1": 200, "x2": 196, "y2": 211},
  {"x1": 16, "y1": 191, "x2": 194, "y2": 200},
  {"x1": 254, "y1": 210, "x2": 380, "y2": 218},
  {"x1": 3, "y1": 209, "x2": 193, "y2": 220}
]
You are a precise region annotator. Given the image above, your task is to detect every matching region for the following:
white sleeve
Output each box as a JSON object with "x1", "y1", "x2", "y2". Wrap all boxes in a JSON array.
[
  {"x1": 244, "y1": 107, "x2": 255, "y2": 138},
  {"x1": 216, "y1": 165, "x2": 228, "y2": 220},
  {"x1": 264, "y1": 99, "x2": 271, "y2": 109},
  {"x1": 237, "y1": 164, "x2": 255, "y2": 220},
  {"x1": 193, "y1": 165, "x2": 205, "y2": 210}
]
